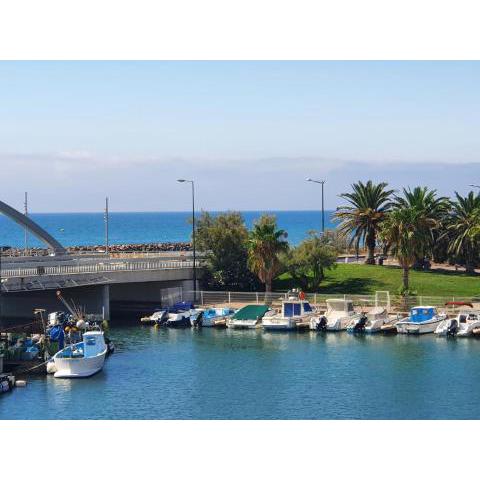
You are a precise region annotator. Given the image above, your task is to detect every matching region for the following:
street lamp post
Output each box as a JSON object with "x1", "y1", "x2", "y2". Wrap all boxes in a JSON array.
[
  {"x1": 306, "y1": 178, "x2": 326, "y2": 234},
  {"x1": 177, "y1": 179, "x2": 197, "y2": 302},
  {"x1": 104, "y1": 196, "x2": 109, "y2": 255}
]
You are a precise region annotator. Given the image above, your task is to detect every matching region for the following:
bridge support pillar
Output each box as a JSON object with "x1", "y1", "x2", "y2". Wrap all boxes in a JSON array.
[{"x1": 102, "y1": 284, "x2": 110, "y2": 321}]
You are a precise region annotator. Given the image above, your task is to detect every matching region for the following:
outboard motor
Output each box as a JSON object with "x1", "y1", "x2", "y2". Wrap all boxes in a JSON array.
[
  {"x1": 192, "y1": 311, "x2": 203, "y2": 328},
  {"x1": 158, "y1": 311, "x2": 170, "y2": 327},
  {"x1": 447, "y1": 319, "x2": 458, "y2": 336},
  {"x1": 316, "y1": 316, "x2": 328, "y2": 332},
  {"x1": 353, "y1": 314, "x2": 368, "y2": 333}
]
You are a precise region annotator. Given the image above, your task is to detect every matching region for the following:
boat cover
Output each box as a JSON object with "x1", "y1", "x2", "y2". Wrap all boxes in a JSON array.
[
  {"x1": 410, "y1": 307, "x2": 435, "y2": 323},
  {"x1": 171, "y1": 301, "x2": 195, "y2": 312},
  {"x1": 232, "y1": 305, "x2": 269, "y2": 320}
]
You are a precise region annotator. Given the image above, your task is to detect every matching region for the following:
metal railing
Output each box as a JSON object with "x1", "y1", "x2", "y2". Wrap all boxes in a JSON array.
[
  {"x1": 194, "y1": 290, "x2": 480, "y2": 313},
  {"x1": 1, "y1": 259, "x2": 195, "y2": 279}
]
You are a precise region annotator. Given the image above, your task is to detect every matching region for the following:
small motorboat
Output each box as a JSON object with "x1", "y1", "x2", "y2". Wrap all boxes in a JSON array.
[
  {"x1": 262, "y1": 295, "x2": 316, "y2": 331},
  {"x1": 165, "y1": 311, "x2": 194, "y2": 328},
  {"x1": 227, "y1": 304, "x2": 271, "y2": 329},
  {"x1": 194, "y1": 307, "x2": 236, "y2": 327},
  {"x1": 50, "y1": 330, "x2": 107, "y2": 378},
  {"x1": 310, "y1": 299, "x2": 361, "y2": 331},
  {"x1": 347, "y1": 306, "x2": 390, "y2": 333},
  {"x1": 435, "y1": 302, "x2": 480, "y2": 337},
  {"x1": 140, "y1": 309, "x2": 165, "y2": 325},
  {"x1": 396, "y1": 306, "x2": 447, "y2": 334}
]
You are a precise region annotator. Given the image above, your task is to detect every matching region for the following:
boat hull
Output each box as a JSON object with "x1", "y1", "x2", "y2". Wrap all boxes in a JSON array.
[
  {"x1": 227, "y1": 320, "x2": 261, "y2": 329},
  {"x1": 397, "y1": 318, "x2": 443, "y2": 334},
  {"x1": 262, "y1": 320, "x2": 296, "y2": 331},
  {"x1": 53, "y1": 350, "x2": 107, "y2": 378}
]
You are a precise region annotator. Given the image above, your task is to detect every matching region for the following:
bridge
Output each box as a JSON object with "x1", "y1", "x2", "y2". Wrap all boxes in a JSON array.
[{"x1": 0, "y1": 200, "x2": 197, "y2": 325}]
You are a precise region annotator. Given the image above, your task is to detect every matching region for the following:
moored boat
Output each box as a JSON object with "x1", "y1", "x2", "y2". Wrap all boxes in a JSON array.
[
  {"x1": 227, "y1": 304, "x2": 271, "y2": 329},
  {"x1": 140, "y1": 309, "x2": 166, "y2": 325},
  {"x1": 435, "y1": 302, "x2": 480, "y2": 337},
  {"x1": 396, "y1": 306, "x2": 446, "y2": 334},
  {"x1": 310, "y1": 299, "x2": 361, "y2": 331},
  {"x1": 51, "y1": 330, "x2": 107, "y2": 378},
  {"x1": 347, "y1": 306, "x2": 390, "y2": 333},
  {"x1": 195, "y1": 307, "x2": 236, "y2": 327},
  {"x1": 262, "y1": 296, "x2": 316, "y2": 331}
]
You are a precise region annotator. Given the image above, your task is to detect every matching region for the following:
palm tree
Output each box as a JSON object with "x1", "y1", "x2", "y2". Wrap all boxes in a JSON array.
[
  {"x1": 393, "y1": 186, "x2": 450, "y2": 268},
  {"x1": 247, "y1": 214, "x2": 289, "y2": 292},
  {"x1": 380, "y1": 207, "x2": 434, "y2": 293},
  {"x1": 335, "y1": 180, "x2": 394, "y2": 264},
  {"x1": 447, "y1": 191, "x2": 480, "y2": 274}
]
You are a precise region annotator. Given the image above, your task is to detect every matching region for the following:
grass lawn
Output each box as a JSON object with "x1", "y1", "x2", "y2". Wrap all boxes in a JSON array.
[{"x1": 274, "y1": 264, "x2": 480, "y2": 297}]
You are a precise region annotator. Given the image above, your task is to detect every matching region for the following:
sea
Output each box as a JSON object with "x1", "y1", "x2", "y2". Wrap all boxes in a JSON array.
[{"x1": 0, "y1": 210, "x2": 337, "y2": 248}]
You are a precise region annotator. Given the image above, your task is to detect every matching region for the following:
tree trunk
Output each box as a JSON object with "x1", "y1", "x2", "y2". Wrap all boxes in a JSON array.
[
  {"x1": 265, "y1": 278, "x2": 272, "y2": 292},
  {"x1": 402, "y1": 266, "x2": 409, "y2": 291},
  {"x1": 365, "y1": 229, "x2": 376, "y2": 265},
  {"x1": 465, "y1": 262, "x2": 476, "y2": 274}
]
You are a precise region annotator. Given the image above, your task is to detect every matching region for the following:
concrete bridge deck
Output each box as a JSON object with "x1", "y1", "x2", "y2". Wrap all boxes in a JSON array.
[{"x1": 0, "y1": 253, "x2": 198, "y2": 324}]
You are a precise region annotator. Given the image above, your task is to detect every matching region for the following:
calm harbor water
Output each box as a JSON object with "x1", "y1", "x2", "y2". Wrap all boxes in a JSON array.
[
  {"x1": 0, "y1": 210, "x2": 337, "y2": 248},
  {"x1": 3, "y1": 325, "x2": 480, "y2": 420}
]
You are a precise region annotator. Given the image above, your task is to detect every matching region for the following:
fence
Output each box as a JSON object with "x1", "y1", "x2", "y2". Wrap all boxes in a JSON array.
[
  {"x1": 0, "y1": 259, "x2": 195, "y2": 279},
  {"x1": 194, "y1": 290, "x2": 480, "y2": 313}
]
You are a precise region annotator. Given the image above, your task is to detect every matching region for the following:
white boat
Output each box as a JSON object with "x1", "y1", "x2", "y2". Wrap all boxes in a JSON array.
[
  {"x1": 50, "y1": 330, "x2": 107, "y2": 378},
  {"x1": 165, "y1": 311, "x2": 194, "y2": 328},
  {"x1": 310, "y1": 299, "x2": 361, "y2": 331},
  {"x1": 347, "y1": 306, "x2": 390, "y2": 333},
  {"x1": 196, "y1": 307, "x2": 235, "y2": 327},
  {"x1": 262, "y1": 297, "x2": 316, "y2": 331},
  {"x1": 435, "y1": 303, "x2": 480, "y2": 337},
  {"x1": 227, "y1": 304, "x2": 271, "y2": 329},
  {"x1": 140, "y1": 310, "x2": 167, "y2": 325},
  {"x1": 396, "y1": 306, "x2": 447, "y2": 334}
]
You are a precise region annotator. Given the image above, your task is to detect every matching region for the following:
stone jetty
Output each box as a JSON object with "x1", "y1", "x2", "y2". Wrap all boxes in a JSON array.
[{"x1": 1, "y1": 242, "x2": 192, "y2": 257}]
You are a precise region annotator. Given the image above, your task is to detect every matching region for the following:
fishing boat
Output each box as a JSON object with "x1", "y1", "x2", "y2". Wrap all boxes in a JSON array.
[
  {"x1": 50, "y1": 330, "x2": 107, "y2": 378},
  {"x1": 435, "y1": 302, "x2": 480, "y2": 337},
  {"x1": 195, "y1": 307, "x2": 236, "y2": 327},
  {"x1": 396, "y1": 306, "x2": 447, "y2": 334},
  {"x1": 310, "y1": 299, "x2": 361, "y2": 331},
  {"x1": 227, "y1": 304, "x2": 271, "y2": 329},
  {"x1": 262, "y1": 297, "x2": 316, "y2": 331}
]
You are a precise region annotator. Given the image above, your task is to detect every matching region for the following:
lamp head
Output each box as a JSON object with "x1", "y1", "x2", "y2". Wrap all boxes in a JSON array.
[{"x1": 177, "y1": 179, "x2": 186, "y2": 183}]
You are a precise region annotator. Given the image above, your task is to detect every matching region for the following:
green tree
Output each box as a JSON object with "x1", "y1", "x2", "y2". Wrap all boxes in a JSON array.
[
  {"x1": 393, "y1": 186, "x2": 450, "y2": 268},
  {"x1": 195, "y1": 211, "x2": 259, "y2": 290},
  {"x1": 447, "y1": 191, "x2": 480, "y2": 274},
  {"x1": 282, "y1": 233, "x2": 337, "y2": 291},
  {"x1": 335, "y1": 180, "x2": 394, "y2": 264},
  {"x1": 380, "y1": 207, "x2": 434, "y2": 292},
  {"x1": 247, "y1": 214, "x2": 289, "y2": 292}
]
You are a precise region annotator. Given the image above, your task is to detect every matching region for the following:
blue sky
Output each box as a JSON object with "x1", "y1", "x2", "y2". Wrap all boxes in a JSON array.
[{"x1": 1, "y1": 61, "x2": 480, "y2": 212}]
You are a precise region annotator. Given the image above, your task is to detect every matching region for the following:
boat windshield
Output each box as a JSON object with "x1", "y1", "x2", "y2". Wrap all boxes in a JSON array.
[
  {"x1": 283, "y1": 302, "x2": 302, "y2": 317},
  {"x1": 303, "y1": 302, "x2": 313, "y2": 312},
  {"x1": 327, "y1": 300, "x2": 353, "y2": 312}
]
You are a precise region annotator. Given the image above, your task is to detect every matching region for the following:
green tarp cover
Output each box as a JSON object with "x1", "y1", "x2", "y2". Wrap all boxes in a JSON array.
[{"x1": 232, "y1": 304, "x2": 269, "y2": 320}]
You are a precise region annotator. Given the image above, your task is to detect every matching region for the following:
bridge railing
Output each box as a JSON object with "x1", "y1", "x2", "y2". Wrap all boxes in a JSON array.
[{"x1": 1, "y1": 259, "x2": 195, "y2": 279}]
